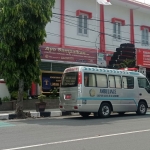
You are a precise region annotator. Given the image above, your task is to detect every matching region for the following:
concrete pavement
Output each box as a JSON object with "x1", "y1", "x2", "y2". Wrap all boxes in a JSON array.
[
  {"x1": 1, "y1": 113, "x2": 150, "y2": 150},
  {"x1": 0, "y1": 108, "x2": 150, "y2": 120}
]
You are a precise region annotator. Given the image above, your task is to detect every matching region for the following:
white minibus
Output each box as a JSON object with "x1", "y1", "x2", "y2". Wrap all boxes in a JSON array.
[{"x1": 59, "y1": 66, "x2": 150, "y2": 118}]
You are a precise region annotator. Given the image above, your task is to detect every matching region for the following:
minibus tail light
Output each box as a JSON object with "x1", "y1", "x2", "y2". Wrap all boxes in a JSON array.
[
  {"x1": 78, "y1": 72, "x2": 82, "y2": 84},
  {"x1": 74, "y1": 106, "x2": 78, "y2": 109},
  {"x1": 60, "y1": 105, "x2": 63, "y2": 108}
]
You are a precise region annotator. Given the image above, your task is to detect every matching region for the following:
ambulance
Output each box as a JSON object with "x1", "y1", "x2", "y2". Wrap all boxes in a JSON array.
[{"x1": 59, "y1": 66, "x2": 150, "y2": 118}]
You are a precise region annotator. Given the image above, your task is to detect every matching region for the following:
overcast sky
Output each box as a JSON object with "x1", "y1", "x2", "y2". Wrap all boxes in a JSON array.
[{"x1": 135, "y1": 0, "x2": 150, "y2": 4}]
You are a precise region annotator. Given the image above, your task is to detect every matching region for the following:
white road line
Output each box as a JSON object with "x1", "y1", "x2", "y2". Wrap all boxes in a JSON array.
[{"x1": 3, "y1": 129, "x2": 150, "y2": 150}]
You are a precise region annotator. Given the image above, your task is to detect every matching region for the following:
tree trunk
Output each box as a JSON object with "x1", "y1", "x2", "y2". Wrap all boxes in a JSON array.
[{"x1": 15, "y1": 79, "x2": 25, "y2": 118}]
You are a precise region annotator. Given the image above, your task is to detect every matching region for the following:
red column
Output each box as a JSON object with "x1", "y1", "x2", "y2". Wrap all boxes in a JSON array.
[
  {"x1": 60, "y1": 0, "x2": 65, "y2": 48},
  {"x1": 31, "y1": 82, "x2": 36, "y2": 96},
  {"x1": 100, "y1": 5, "x2": 106, "y2": 53},
  {"x1": 130, "y1": 9, "x2": 135, "y2": 44}
]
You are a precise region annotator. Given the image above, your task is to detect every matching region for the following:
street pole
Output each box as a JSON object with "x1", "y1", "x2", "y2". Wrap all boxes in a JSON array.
[{"x1": 95, "y1": 0, "x2": 99, "y2": 67}]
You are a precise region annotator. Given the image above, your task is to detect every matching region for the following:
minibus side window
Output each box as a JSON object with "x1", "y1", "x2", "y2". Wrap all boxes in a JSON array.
[
  {"x1": 108, "y1": 75, "x2": 115, "y2": 88},
  {"x1": 138, "y1": 78, "x2": 149, "y2": 88},
  {"x1": 84, "y1": 73, "x2": 96, "y2": 87},
  {"x1": 115, "y1": 76, "x2": 122, "y2": 88},
  {"x1": 108, "y1": 75, "x2": 122, "y2": 88},
  {"x1": 122, "y1": 76, "x2": 134, "y2": 89},
  {"x1": 96, "y1": 74, "x2": 107, "y2": 88},
  {"x1": 138, "y1": 78, "x2": 150, "y2": 93}
]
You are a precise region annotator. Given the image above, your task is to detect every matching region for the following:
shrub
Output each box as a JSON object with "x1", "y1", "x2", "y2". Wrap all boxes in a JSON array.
[
  {"x1": 2, "y1": 96, "x2": 10, "y2": 102},
  {"x1": 11, "y1": 91, "x2": 28, "y2": 100}
]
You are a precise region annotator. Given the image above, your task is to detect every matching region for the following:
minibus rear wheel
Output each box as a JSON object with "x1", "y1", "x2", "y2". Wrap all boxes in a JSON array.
[
  {"x1": 136, "y1": 101, "x2": 147, "y2": 115},
  {"x1": 79, "y1": 112, "x2": 91, "y2": 118},
  {"x1": 98, "y1": 103, "x2": 111, "y2": 118}
]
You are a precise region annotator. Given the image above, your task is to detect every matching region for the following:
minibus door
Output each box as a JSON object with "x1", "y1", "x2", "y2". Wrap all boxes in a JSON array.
[{"x1": 138, "y1": 78, "x2": 150, "y2": 107}]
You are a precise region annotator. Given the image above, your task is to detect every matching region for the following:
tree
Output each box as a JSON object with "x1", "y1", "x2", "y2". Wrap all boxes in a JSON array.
[{"x1": 0, "y1": 0, "x2": 55, "y2": 118}]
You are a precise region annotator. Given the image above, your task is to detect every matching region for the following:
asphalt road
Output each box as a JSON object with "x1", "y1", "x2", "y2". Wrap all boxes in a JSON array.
[{"x1": 0, "y1": 113, "x2": 150, "y2": 150}]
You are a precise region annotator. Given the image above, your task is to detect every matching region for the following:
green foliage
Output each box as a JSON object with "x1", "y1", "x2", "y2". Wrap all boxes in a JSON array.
[
  {"x1": 119, "y1": 59, "x2": 135, "y2": 68},
  {"x1": 38, "y1": 94, "x2": 46, "y2": 102},
  {"x1": 0, "y1": 0, "x2": 55, "y2": 89},
  {"x1": 113, "y1": 59, "x2": 135, "y2": 69},
  {"x1": 2, "y1": 96, "x2": 10, "y2": 102},
  {"x1": 11, "y1": 91, "x2": 28, "y2": 100},
  {"x1": 50, "y1": 88, "x2": 59, "y2": 98}
]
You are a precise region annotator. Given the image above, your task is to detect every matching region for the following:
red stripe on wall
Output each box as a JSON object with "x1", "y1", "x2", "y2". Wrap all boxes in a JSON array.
[
  {"x1": 130, "y1": 9, "x2": 135, "y2": 44},
  {"x1": 0, "y1": 81, "x2": 5, "y2": 83},
  {"x1": 100, "y1": 5, "x2": 105, "y2": 53},
  {"x1": 42, "y1": 43, "x2": 97, "y2": 51},
  {"x1": 42, "y1": 43, "x2": 61, "y2": 47},
  {"x1": 60, "y1": 0, "x2": 65, "y2": 48},
  {"x1": 64, "y1": 45, "x2": 96, "y2": 51}
]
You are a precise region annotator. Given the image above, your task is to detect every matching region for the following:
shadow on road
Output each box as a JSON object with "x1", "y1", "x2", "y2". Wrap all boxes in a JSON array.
[{"x1": 9, "y1": 112, "x2": 150, "y2": 127}]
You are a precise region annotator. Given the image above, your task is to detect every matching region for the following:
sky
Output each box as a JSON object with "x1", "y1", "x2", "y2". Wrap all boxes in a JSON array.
[{"x1": 135, "y1": 0, "x2": 150, "y2": 4}]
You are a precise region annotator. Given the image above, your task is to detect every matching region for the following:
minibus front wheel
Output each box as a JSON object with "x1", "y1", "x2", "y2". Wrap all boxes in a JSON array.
[{"x1": 136, "y1": 101, "x2": 147, "y2": 115}]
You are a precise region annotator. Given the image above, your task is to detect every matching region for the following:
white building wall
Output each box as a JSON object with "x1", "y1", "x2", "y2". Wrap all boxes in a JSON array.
[
  {"x1": 105, "y1": 3, "x2": 130, "y2": 52},
  {"x1": 45, "y1": 0, "x2": 60, "y2": 44},
  {"x1": 44, "y1": 0, "x2": 150, "y2": 52},
  {"x1": 134, "y1": 10, "x2": 150, "y2": 49},
  {"x1": 65, "y1": 0, "x2": 99, "y2": 49}
]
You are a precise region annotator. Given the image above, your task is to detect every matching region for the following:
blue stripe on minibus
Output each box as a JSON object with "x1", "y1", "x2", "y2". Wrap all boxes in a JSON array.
[
  {"x1": 77, "y1": 97, "x2": 134, "y2": 100},
  {"x1": 77, "y1": 97, "x2": 138, "y2": 106}
]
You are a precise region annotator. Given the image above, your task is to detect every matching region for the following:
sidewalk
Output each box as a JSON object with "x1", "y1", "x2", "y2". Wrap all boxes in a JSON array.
[
  {"x1": 0, "y1": 109, "x2": 79, "y2": 120},
  {"x1": 0, "y1": 109, "x2": 61, "y2": 114},
  {"x1": 1, "y1": 109, "x2": 150, "y2": 120}
]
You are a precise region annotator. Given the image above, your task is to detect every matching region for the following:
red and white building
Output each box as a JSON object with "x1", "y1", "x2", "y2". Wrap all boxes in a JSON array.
[
  {"x1": 40, "y1": 0, "x2": 150, "y2": 69},
  {"x1": 32, "y1": 0, "x2": 150, "y2": 95}
]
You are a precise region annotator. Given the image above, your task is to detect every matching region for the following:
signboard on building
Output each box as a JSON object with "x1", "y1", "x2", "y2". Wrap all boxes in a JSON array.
[
  {"x1": 40, "y1": 46, "x2": 97, "y2": 65},
  {"x1": 136, "y1": 49, "x2": 150, "y2": 68},
  {"x1": 42, "y1": 72, "x2": 62, "y2": 93},
  {"x1": 97, "y1": 53, "x2": 107, "y2": 67}
]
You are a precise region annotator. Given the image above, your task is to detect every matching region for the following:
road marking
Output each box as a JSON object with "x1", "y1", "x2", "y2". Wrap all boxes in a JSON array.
[
  {"x1": 0, "y1": 121, "x2": 15, "y2": 128},
  {"x1": 3, "y1": 128, "x2": 150, "y2": 150}
]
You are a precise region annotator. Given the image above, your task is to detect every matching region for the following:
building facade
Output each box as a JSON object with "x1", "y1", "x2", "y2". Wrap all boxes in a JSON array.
[
  {"x1": 32, "y1": 0, "x2": 150, "y2": 95},
  {"x1": 40, "y1": 0, "x2": 150, "y2": 68}
]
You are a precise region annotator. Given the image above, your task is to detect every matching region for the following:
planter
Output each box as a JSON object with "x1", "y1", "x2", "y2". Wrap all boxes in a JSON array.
[
  {"x1": 0, "y1": 99, "x2": 59, "y2": 111},
  {"x1": 0, "y1": 101, "x2": 16, "y2": 111},
  {"x1": 35, "y1": 102, "x2": 46, "y2": 112}
]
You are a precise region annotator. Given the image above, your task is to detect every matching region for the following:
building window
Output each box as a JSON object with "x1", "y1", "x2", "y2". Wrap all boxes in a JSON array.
[
  {"x1": 142, "y1": 28, "x2": 149, "y2": 46},
  {"x1": 113, "y1": 22, "x2": 121, "y2": 40},
  {"x1": 78, "y1": 14, "x2": 88, "y2": 36},
  {"x1": 111, "y1": 18, "x2": 125, "y2": 41}
]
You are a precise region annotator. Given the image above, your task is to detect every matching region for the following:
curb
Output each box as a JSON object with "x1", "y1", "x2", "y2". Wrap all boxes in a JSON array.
[{"x1": 0, "y1": 111, "x2": 79, "y2": 120}]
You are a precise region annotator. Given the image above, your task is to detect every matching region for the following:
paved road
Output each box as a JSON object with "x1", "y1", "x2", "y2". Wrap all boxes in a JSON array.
[{"x1": 0, "y1": 113, "x2": 150, "y2": 150}]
